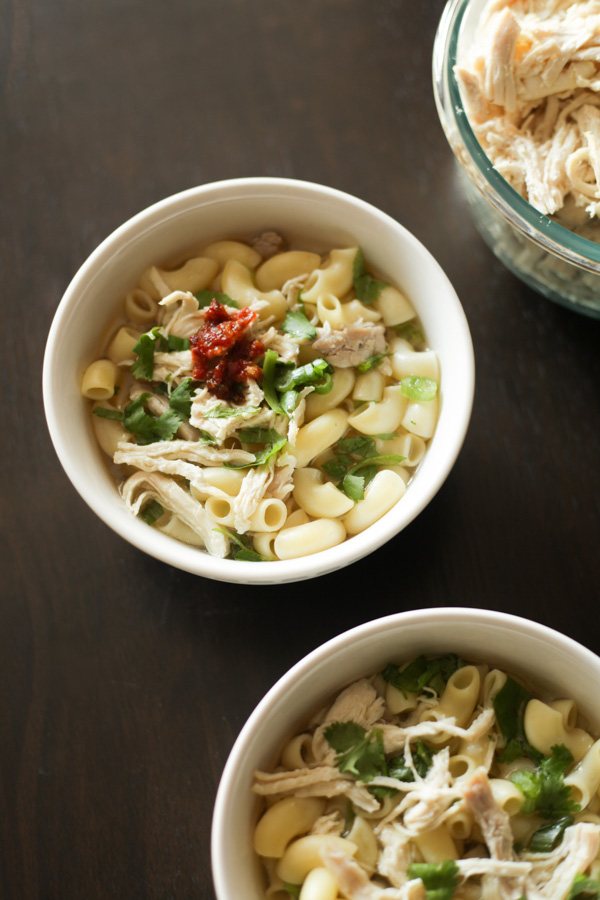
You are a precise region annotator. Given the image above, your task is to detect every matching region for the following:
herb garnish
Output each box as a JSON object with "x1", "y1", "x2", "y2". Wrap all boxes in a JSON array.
[
  {"x1": 141, "y1": 500, "x2": 164, "y2": 526},
  {"x1": 371, "y1": 740, "x2": 435, "y2": 798},
  {"x1": 400, "y1": 376, "x2": 438, "y2": 402},
  {"x1": 567, "y1": 873, "x2": 600, "y2": 898},
  {"x1": 226, "y1": 429, "x2": 288, "y2": 469},
  {"x1": 281, "y1": 309, "x2": 317, "y2": 341},
  {"x1": 203, "y1": 404, "x2": 262, "y2": 419},
  {"x1": 214, "y1": 527, "x2": 268, "y2": 562},
  {"x1": 510, "y1": 744, "x2": 580, "y2": 819},
  {"x1": 193, "y1": 290, "x2": 238, "y2": 309},
  {"x1": 394, "y1": 321, "x2": 425, "y2": 348},
  {"x1": 321, "y1": 434, "x2": 405, "y2": 501},
  {"x1": 353, "y1": 248, "x2": 388, "y2": 305},
  {"x1": 493, "y1": 676, "x2": 542, "y2": 763},
  {"x1": 382, "y1": 654, "x2": 463, "y2": 698},
  {"x1": 262, "y1": 349, "x2": 333, "y2": 416},
  {"x1": 356, "y1": 352, "x2": 392, "y2": 374},
  {"x1": 130, "y1": 326, "x2": 191, "y2": 381},
  {"x1": 94, "y1": 377, "x2": 195, "y2": 445},
  {"x1": 407, "y1": 861, "x2": 460, "y2": 900},
  {"x1": 324, "y1": 722, "x2": 387, "y2": 783},
  {"x1": 529, "y1": 814, "x2": 574, "y2": 852}
]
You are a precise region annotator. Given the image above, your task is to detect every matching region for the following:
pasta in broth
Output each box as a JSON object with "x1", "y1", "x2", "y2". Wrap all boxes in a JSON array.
[
  {"x1": 81, "y1": 233, "x2": 440, "y2": 561},
  {"x1": 252, "y1": 656, "x2": 600, "y2": 900}
]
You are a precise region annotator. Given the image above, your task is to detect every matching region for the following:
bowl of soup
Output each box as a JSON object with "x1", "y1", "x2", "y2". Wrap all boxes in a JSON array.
[
  {"x1": 211, "y1": 607, "x2": 600, "y2": 899},
  {"x1": 43, "y1": 177, "x2": 474, "y2": 584}
]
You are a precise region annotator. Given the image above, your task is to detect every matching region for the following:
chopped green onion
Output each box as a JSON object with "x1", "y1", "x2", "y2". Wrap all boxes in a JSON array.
[
  {"x1": 141, "y1": 500, "x2": 164, "y2": 526},
  {"x1": 400, "y1": 376, "x2": 437, "y2": 402}
]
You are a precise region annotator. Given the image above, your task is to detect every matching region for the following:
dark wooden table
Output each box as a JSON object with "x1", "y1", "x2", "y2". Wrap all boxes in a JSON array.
[{"x1": 3, "y1": 1, "x2": 600, "y2": 897}]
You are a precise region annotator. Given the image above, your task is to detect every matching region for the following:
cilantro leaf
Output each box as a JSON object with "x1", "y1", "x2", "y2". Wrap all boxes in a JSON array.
[
  {"x1": 353, "y1": 248, "x2": 388, "y2": 305},
  {"x1": 281, "y1": 309, "x2": 317, "y2": 341},
  {"x1": 92, "y1": 407, "x2": 124, "y2": 422},
  {"x1": 510, "y1": 744, "x2": 580, "y2": 819},
  {"x1": 130, "y1": 327, "x2": 163, "y2": 380},
  {"x1": 164, "y1": 334, "x2": 190, "y2": 352},
  {"x1": 394, "y1": 321, "x2": 425, "y2": 348},
  {"x1": 282, "y1": 884, "x2": 301, "y2": 900},
  {"x1": 226, "y1": 434, "x2": 288, "y2": 469},
  {"x1": 568, "y1": 873, "x2": 600, "y2": 899},
  {"x1": 324, "y1": 722, "x2": 387, "y2": 783},
  {"x1": 123, "y1": 394, "x2": 183, "y2": 445},
  {"x1": 529, "y1": 815, "x2": 574, "y2": 852},
  {"x1": 407, "y1": 861, "x2": 460, "y2": 900},
  {"x1": 203, "y1": 404, "x2": 262, "y2": 419},
  {"x1": 168, "y1": 377, "x2": 194, "y2": 420},
  {"x1": 130, "y1": 327, "x2": 191, "y2": 381},
  {"x1": 382, "y1": 655, "x2": 463, "y2": 698},
  {"x1": 238, "y1": 427, "x2": 285, "y2": 444},
  {"x1": 193, "y1": 290, "x2": 238, "y2": 309},
  {"x1": 322, "y1": 434, "x2": 405, "y2": 500},
  {"x1": 356, "y1": 352, "x2": 392, "y2": 374},
  {"x1": 341, "y1": 472, "x2": 367, "y2": 502},
  {"x1": 493, "y1": 677, "x2": 543, "y2": 763},
  {"x1": 214, "y1": 527, "x2": 269, "y2": 562},
  {"x1": 197, "y1": 429, "x2": 217, "y2": 444},
  {"x1": 121, "y1": 380, "x2": 196, "y2": 446},
  {"x1": 386, "y1": 741, "x2": 434, "y2": 783}
]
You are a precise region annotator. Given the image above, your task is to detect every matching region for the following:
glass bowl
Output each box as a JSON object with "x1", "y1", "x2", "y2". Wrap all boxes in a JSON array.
[{"x1": 433, "y1": 0, "x2": 600, "y2": 318}]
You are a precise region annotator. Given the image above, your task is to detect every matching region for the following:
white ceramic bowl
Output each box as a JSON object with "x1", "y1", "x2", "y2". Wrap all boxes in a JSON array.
[
  {"x1": 211, "y1": 607, "x2": 600, "y2": 900},
  {"x1": 434, "y1": 0, "x2": 600, "y2": 318},
  {"x1": 43, "y1": 177, "x2": 474, "y2": 584}
]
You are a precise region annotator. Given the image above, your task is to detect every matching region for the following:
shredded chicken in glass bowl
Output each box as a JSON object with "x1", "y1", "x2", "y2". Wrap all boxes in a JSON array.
[{"x1": 433, "y1": 0, "x2": 600, "y2": 318}]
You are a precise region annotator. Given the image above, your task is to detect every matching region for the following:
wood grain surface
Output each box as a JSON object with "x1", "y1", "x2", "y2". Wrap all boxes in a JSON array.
[{"x1": 2, "y1": 1, "x2": 600, "y2": 897}]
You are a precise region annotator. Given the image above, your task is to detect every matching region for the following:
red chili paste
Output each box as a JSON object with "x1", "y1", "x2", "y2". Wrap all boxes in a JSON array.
[{"x1": 190, "y1": 299, "x2": 264, "y2": 400}]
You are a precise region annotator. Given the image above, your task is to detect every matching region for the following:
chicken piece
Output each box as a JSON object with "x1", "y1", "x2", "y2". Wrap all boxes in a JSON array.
[
  {"x1": 463, "y1": 767, "x2": 513, "y2": 860},
  {"x1": 312, "y1": 323, "x2": 387, "y2": 368},
  {"x1": 482, "y1": 7, "x2": 520, "y2": 112},
  {"x1": 252, "y1": 230, "x2": 285, "y2": 259},
  {"x1": 458, "y1": 0, "x2": 600, "y2": 221},
  {"x1": 120, "y1": 470, "x2": 228, "y2": 556},
  {"x1": 522, "y1": 822, "x2": 600, "y2": 899},
  {"x1": 321, "y1": 846, "x2": 425, "y2": 900},
  {"x1": 462, "y1": 768, "x2": 523, "y2": 900}
]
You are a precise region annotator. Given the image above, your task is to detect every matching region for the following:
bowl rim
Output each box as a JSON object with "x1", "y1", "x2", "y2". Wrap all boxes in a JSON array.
[
  {"x1": 43, "y1": 176, "x2": 475, "y2": 584},
  {"x1": 210, "y1": 605, "x2": 600, "y2": 898},
  {"x1": 433, "y1": 0, "x2": 600, "y2": 274}
]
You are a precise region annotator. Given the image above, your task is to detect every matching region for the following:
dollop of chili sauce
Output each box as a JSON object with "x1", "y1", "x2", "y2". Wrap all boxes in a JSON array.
[{"x1": 190, "y1": 299, "x2": 264, "y2": 400}]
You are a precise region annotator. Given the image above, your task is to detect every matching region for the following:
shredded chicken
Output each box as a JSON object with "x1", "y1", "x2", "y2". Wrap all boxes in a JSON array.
[
  {"x1": 252, "y1": 663, "x2": 600, "y2": 900},
  {"x1": 523, "y1": 822, "x2": 600, "y2": 899},
  {"x1": 312, "y1": 322, "x2": 387, "y2": 368},
  {"x1": 322, "y1": 846, "x2": 425, "y2": 900},
  {"x1": 120, "y1": 471, "x2": 228, "y2": 556},
  {"x1": 463, "y1": 768, "x2": 522, "y2": 899},
  {"x1": 457, "y1": 0, "x2": 600, "y2": 225}
]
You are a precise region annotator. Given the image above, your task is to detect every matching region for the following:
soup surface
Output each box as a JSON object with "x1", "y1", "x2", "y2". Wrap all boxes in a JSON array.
[
  {"x1": 252, "y1": 655, "x2": 600, "y2": 899},
  {"x1": 81, "y1": 234, "x2": 440, "y2": 561}
]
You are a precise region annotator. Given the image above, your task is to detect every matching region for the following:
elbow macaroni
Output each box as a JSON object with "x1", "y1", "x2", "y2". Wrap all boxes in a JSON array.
[
  {"x1": 252, "y1": 655, "x2": 600, "y2": 899},
  {"x1": 82, "y1": 234, "x2": 440, "y2": 562}
]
